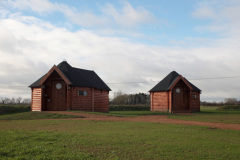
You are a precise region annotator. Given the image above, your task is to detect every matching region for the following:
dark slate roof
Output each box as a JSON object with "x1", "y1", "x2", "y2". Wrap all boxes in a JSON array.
[
  {"x1": 149, "y1": 71, "x2": 201, "y2": 92},
  {"x1": 29, "y1": 74, "x2": 46, "y2": 88},
  {"x1": 29, "y1": 61, "x2": 111, "y2": 91}
]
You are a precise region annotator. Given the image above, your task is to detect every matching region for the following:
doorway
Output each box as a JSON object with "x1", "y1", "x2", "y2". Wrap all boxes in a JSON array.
[
  {"x1": 172, "y1": 86, "x2": 190, "y2": 112},
  {"x1": 46, "y1": 80, "x2": 67, "y2": 111}
]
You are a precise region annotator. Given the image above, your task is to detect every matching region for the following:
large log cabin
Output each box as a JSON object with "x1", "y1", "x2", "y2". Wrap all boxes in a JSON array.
[
  {"x1": 29, "y1": 61, "x2": 111, "y2": 112},
  {"x1": 149, "y1": 71, "x2": 201, "y2": 113}
]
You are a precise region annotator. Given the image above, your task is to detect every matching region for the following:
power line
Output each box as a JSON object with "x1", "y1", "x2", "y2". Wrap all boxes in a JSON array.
[
  {"x1": 107, "y1": 75, "x2": 240, "y2": 85},
  {"x1": 189, "y1": 76, "x2": 240, "y2": 80},
  {"x1": 107, "y1": 81, "x2": 158, "y2": 84},
  {"x1": 1, "y1": 75, "x2": 240, "y2": 87}
]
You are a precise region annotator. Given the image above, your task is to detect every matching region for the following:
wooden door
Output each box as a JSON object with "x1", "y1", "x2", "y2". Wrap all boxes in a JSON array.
[
  {"x1": 172, "y1": 87, "x2": 184, "y2": 110},
  {"x1": 50, "y1": 80, "x2": 67, "y2": 111}
]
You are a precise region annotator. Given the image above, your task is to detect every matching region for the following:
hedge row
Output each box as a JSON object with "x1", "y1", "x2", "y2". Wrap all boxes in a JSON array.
[
  {"x1": 217, "y1": 105, "x2": 240, "y2": 111},
  {"x1": 0, "y1": 105, "x2": 31, "y2": 115},
  {"x1": 109, "y1": 105, "x2": 150, "y2": 111}
]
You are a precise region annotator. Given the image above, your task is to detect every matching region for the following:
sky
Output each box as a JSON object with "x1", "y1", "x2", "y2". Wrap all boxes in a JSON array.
[{"x1": 0, "y1": 0, "x2": 240, "y2": 102}]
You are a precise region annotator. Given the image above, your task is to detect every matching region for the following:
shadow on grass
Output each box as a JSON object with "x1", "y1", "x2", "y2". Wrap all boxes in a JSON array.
[{"x1": 0, "y1": 112, "x2": 84, "y2": 120}]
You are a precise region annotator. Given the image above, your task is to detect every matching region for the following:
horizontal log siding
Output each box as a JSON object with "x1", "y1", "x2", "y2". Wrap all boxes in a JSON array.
[
  {"x1": 71, "y1": 87, "x2": 92, "y2": 111},
  {"x1": 32, "y1": 88, "x2": 42, "y2": 111},
  {"x1": 151, "y1": 92, "x2": 169, "y2": 112},
  {"x1": 94, "y1": 89, "x2": 109, "y2": 112},
  {"x1": 191, "y1": 92, "x2": 200, "y2": 112}
]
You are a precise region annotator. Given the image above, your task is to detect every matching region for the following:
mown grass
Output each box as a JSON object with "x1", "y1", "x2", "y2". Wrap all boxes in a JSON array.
[
  {"x1": 168, "y1": 106, "x2": 240, "y2": 124},
  {"x1": 71, "y1": 110, "x2": 171, "y2": 117},
  {"x1": 0, "y1": 111, "x2": 84, "y2": 120},
  {"x1": 0, "y1": 120, "x2": 239, "y2": 160},
  {"x1": 109, "y1": 111, "x2": 171, "y2": 117},
  {"x1": 109, "y1": 105, "x2": 150, "y2": 111}
]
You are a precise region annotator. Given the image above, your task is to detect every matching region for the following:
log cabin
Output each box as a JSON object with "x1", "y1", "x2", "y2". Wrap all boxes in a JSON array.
[
  {"x1": 149, "y1": 71, "x2": 201, "y2": 113},
  {"x1": 29, "y1": 61, "x2": 111, "y2": 112}
]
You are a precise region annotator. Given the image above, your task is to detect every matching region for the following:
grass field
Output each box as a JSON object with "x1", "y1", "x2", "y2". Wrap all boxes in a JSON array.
[
  {"x1": 168, "y1": 107, "x2": 240, "y2": 124},
  {"x1": 73, "y1": 106, "x2": 240, "y2": 124},
  {"x1": 0, "y1": 106, "x2": 240, "y2": 159},
  {"x1": 0, "y1": 111, "x2": 83, "y2": 120},
  {"x1": 72, "y1": 110, "x2": 171, "y2": 117},
  {"x1": 0, "y1": 120, "x2": 240, "y2": 160}
]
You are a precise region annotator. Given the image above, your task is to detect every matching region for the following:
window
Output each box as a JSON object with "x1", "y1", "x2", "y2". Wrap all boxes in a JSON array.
[
  {"x1": 78, "y1": 90, "x2": 87, "y2": 96},
  {"x1": 192, "y1": 94, "x2": 197, "y2": 99},
  {"x1": 56, "y1": 83, "x2": 62, "y2": 90},
  {"x1": 176, "y1": 88, "x2": 180, "y2": 93}
]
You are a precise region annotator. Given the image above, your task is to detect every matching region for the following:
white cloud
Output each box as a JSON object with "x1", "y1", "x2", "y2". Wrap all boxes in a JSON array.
[
  {"x1": 1, "y1": 1, "x2": 240, "y2": 101},
  {"x1": 5, "y1": 0, "x2": 58, "y2": 14},
  {"x1": 102, "y1": 1, "x2": 155, "y2": 28},
  {"x1": 0, "y1": 9, "x2": 10, "y2": 18},
  {"x1": 192, "y1": 0, "x2": 240, "y2": 36},
  {"x1": 4, "y1": 0, "x2": 157, "y2": 29},
  {"x1": 0, "y1": 13, "x2": 240, "y2": 101}
]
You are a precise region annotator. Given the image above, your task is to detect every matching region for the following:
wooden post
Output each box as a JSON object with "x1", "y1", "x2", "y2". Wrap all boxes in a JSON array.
[
  {"x1": 41, "y1": 85, "x2": 43, "y2": 111},
  {"x1": 150, "y1": 92, "x2": 153, "y2": 111},
  {"x1": 168, "y1": 91, "x2": 172, "y2": 113},
  {"x1": 31, "y1": 88, "x2": 33, "y2": 111}
]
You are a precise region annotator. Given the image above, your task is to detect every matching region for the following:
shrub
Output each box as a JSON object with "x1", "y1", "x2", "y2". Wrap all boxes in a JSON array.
[
  {"x1": 217, "y1": 105, "x2": 240, "y2": 111},
  {"x1": 109, "y1": 105, "x2": 150, "y2": 111},
  {"x1": 0, "y1": 105, "x2": 31, "y2": 115}
]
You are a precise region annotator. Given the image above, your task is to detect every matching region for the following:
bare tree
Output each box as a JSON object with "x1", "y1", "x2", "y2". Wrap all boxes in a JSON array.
[
  {"x1": 0, "y1": 97, "x2": 4, "y2": 104},
  {"x1": 11, "y1": 98, "x2": 16, "y2": 104},
  {"x1": 22, "y1": 98, "x2": 31, "y2": 104},
  {"x1": 224, "y1": 98, "x2": 238, "y2": 105},
  {"x1": 16, "y1": 97, "x2": 22, "y2": 104},
  {"x1": 5, "y1": 98, "x2": 11, "y2": 104}
]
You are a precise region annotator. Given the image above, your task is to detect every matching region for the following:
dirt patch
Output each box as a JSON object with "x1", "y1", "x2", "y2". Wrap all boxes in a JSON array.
[{"x1": 46, "y1": 111, "x2": 240, "y2": 130}]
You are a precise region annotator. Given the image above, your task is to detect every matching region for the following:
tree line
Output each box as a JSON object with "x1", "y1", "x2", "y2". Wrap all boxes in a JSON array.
[
  {"x1": 201, "y1": 98, "x2": 240, "y2": 106},
  {"x1": 0, "y1": 97, "x2": 31, "y2": 105},
  {"x1": 110, "y1": 91, "x2": 150, "y2": 105},
  {"x1": 111, "y1": 91, "x2": 240, "y2": 106},
  {"x1": 1, "y1": 94, "x2": 239, "y2": 106}
]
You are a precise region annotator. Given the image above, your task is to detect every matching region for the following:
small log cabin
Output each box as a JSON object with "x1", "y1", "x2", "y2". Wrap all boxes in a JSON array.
[
  {"x1": 29, "y1": 61, "x2": 111, "y2": 112},
  {"x1": 149, "y1": 71, "x2": 201, "y2": 113}
]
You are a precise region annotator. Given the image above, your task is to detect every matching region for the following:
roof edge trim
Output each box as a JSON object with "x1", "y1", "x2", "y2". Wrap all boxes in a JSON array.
[
  {"x1": 167, "y1": 75, "x2": 193, "y2": 90},
  {"x1": 39, "y1": 65, "x2": 72, "y2": 85}
]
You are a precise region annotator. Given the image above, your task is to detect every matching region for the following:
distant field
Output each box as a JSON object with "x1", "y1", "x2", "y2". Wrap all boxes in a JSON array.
[
  {"x1": 0, "y1": 120, "x2": 239, "y2": 160},
  {"x1": 0, "y1": 105, "x2": 240, "y2": 159},
  {"x1": 168, "y1": 106, "x2": 240, "y2": 124},
  {"x1": 1, "y1": 105, "x2": 240, "y2": 124},
  {"x1": 73, "y1": 106, "x2": 240, "y2": 124}
]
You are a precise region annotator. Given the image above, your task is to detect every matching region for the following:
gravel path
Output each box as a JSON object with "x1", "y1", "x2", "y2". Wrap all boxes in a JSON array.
[{"x1": 46, "y1": 111, "x2": 240, "y2": 130}]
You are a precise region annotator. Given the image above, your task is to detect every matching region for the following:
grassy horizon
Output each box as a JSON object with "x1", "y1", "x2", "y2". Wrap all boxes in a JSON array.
[
  {"x1": 0, "y1": 111, "x2": 84, "y2": 120},
  {"x1": 0, "y1": 120, "x2": 239, "y2": 159},
  {"x1": 168, "y1": 106, "x2": 240, "y2": 124}
]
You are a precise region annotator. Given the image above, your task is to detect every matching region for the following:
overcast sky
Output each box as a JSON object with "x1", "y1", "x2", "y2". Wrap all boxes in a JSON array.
[{"x1": 0, "y1": 0, "x2": 240, "y2": 101}]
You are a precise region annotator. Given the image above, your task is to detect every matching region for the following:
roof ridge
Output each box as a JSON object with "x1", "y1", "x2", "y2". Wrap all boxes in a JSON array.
[
  {"x1": 29, "y1": 61, "x2": 111, "y2": 91},
  {"x1": 71, "y1": 66, "x2": 93, "y2": 72},
  {"x1": 149, "y1": 71, "x2": 200, "y2": 92}
]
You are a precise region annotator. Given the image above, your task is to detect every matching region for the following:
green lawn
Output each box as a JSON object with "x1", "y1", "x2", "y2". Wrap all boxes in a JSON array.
[
  {"x1": 72, "y1": 110, "x2": 171, "y2": 117},
  {"x1": 168, "y1": 107, "x2": 240, "y2": 124},
  {"x1": 0, "y1": 120, "x2": 239, "y2": 160},
  {"x1": 0, "y1": 111, "x2": 83, "y2": 120},
  {"x1": 73, "y1": 107, "x2": 240, "y2": 124}
]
